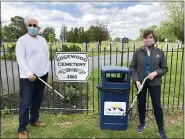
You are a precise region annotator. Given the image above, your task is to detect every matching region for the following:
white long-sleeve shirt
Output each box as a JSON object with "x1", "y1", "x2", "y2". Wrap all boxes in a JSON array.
[{"x1": 15, "y1": 34, "x2": 49, "y2": 78}]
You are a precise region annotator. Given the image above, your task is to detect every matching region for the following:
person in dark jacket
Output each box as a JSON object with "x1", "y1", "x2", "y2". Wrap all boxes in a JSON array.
[{"x1": 129, "y1": 29, "x2": 168, "y2": 139}]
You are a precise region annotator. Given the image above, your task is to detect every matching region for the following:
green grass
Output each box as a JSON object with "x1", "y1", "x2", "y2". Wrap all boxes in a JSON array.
[{"x1": 1, "y1": 110, "x2": 183, "y2": 138}]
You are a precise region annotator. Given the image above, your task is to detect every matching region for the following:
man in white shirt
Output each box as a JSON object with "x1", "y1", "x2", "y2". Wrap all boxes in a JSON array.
[{"x1": 15, "y1": 18, "x2": 49, "y2": 139}]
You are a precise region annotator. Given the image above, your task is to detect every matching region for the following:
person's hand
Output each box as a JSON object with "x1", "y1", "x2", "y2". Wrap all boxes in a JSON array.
[
  {"x1": 136, "y1": 81, "x2": 141, "y2": 90},
  {"x1": 28, "y1": 74, "x2": 37, "y2": 81},
  {"x1": 147, "y1": 71, "x2": 158, "y2": 80}
]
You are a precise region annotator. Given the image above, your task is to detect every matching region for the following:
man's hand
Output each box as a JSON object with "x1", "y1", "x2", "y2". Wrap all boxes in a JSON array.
[
  {"x1": 147, "y1": 71, "x2": 158, "y2": 80},
  {"x1": 28, "y1": 74, "x2": 37, "y2": 81},
  {"x1": 136, "y1": 81, "x2": 141, "y2": 90}
]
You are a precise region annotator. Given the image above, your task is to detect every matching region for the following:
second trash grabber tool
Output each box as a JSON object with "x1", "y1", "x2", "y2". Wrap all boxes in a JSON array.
[
  {"x1": 123, "y1": 77, "x2": 148, "y2": 116},
  {"x1": 34, "y1": 74, "x2": 76, "y2": 108}
]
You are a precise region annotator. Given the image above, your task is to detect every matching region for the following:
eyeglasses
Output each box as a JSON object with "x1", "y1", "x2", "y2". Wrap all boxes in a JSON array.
[{"x1": 28, "y1": 24, "x2": 37, "y2": 27}]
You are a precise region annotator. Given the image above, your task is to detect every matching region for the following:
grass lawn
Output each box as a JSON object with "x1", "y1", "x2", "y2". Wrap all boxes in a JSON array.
[{"x1": 1, "y1": 110, "x2": 183, "y2": 138}]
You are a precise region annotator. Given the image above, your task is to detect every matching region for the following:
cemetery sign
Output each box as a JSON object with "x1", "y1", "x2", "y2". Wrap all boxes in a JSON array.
[{"x1": 54, "y1": 52, "x2": 89, "y2": 82}]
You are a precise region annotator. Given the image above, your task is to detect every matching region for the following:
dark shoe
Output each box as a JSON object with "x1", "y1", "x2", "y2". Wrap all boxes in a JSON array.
[
  {"x1": 158, "y1": 130, "x2": 167, "y2": 139},
  {"x1": 136, "y1": 123, "x2": 145, "y2": 133},
  {"x1": 30, "y1": 121, "x2": 46, "y2": 127},
  {"x1": 18, "y1": 131, "x2": 28, "y2": 139}
]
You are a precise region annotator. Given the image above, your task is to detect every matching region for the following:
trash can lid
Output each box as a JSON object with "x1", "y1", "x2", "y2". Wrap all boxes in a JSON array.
[{"x1": 101, "y1": 66, "x2": 129, "y2": 73}]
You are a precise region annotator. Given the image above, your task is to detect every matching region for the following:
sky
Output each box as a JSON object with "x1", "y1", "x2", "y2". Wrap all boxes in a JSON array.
[{"x1": 1, "y1": 2, "x2": 167, "y2": 40}]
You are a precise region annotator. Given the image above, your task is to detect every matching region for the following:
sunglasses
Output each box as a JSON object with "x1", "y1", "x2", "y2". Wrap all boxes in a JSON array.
[{"x1": 28, "y1": 24, "x2": 37, "y2": 27}]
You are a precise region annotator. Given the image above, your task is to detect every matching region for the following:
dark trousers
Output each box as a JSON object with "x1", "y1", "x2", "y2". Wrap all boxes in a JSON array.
[
  {"x1": 18, "y1": 73, "x2": 48, "y2": 133},
  {"x1": 137, "y1": 81, "x2": 164, "y2": 132}
]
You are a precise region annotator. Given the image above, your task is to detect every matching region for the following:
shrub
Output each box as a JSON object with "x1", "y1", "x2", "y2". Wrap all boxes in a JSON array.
[
  {"x1": 64, "y1": 86, "x2": 80, "y2": 100},
  {"x1": 69, "y1": 44, "x2": 81, "y2": 52},
  {"x1": 1, "y1": 52, "x2": 16, "y2": 60}
]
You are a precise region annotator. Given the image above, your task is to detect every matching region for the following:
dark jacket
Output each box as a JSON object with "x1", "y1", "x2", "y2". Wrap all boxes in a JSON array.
[{"x1": 129, "y1": 44, "x2": 168, "y2": 86}]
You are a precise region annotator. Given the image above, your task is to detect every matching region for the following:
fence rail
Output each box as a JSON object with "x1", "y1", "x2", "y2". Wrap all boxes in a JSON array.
[{"x1": 0, "y1": 43, "x2": 184, "y2": 114}]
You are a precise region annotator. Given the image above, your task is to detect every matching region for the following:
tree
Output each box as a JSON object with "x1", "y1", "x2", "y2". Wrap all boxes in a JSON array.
[
  {"x1": 66, "y1": 30, "x2": 74, "y2": 43},
  {"x1": 138, "y1": 1, "x2": 184, "y2": 43},
  {"x1": 94, "y1": 19, "x2": 110, "y2": 45},
  {"x1": 42, "y1": 27, "x2": 56, "y2": 42},
  {"x1": 159, "y1": 20, "x2": 176, "y2": 42},
  {"x1": 2, "y1": 16, "x2": 27, "y2": 41},
  {"x1": 1, "y1": 26, "x2": 4, "y2": 42},
  {"x1": 87, "y1": 26, "x2": 95, "y2": 42},
  {"x1": 163, "y1": 1, "x2": 184, "y2": 43},
  {"x1": 3, "y1": 25, "x2": 17, "y2": 42},
  {"x1": 81, "y1": 31, "x2": 89, "y2": 43},
  {"x1": 49, "y1": 34, "x2": 55, "y2": 44},
  {"x1": 10, "y1": 16, "x2": 27, "y2": 40},
  {"x1": 114, "y1": 37, "x2": 121, "y2": 42},
  {"x1": 73, "y1": 27, "x2": 78, "y2": 43},
  {"x1": 65, "y1": 20, "x2": 109, "y2": 45},
  {"x1": 86, "y1": 20, "x2": 110, "y2": 51},
  {"x1": 77, "y1": 27, "x2": 84, "y2": 43},
  {"x1": 108, "y1": 36, "x2": 112, "y2": 41}
]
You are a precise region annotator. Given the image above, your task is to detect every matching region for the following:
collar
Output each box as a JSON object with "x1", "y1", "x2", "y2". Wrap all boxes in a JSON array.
[{"x1": 141, "y1": 44, "x2": 155, "y2": 52}]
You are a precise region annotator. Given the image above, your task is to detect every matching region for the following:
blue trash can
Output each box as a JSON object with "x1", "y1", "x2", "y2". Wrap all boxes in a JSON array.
[{"x1": 97, "y1": 66, "x2": 130, "y2": 130}]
